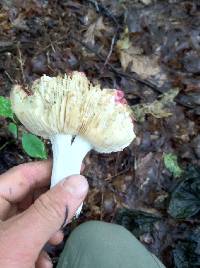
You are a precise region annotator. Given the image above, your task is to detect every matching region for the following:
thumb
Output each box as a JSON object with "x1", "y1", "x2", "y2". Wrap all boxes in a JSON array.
[{"x1": 3, "y1": 175, "x2": 88, "y2": 261}]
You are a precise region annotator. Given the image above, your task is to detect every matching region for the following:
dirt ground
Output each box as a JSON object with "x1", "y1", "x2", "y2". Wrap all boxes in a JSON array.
[{"x1": 0, "y1": 1, "x2": 200, "y2": 267}]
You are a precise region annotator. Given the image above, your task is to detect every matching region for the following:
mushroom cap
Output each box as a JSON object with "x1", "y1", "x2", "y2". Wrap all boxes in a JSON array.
[{"x1": 11, "y1": 72, "x2": 135, "y2": 153}]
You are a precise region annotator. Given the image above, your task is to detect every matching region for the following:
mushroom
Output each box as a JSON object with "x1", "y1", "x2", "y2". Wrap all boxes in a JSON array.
[{"x1": 10, "y1": 71, "x2": 135, "y2": 214}]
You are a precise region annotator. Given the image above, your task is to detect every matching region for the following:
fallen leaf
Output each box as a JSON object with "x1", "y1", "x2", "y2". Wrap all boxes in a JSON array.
[
  {"x1": 84, "y1": 16, "x2": 107, "y2": 46},
  {"x1": 173, "y1": 227, "x2": 200, "y2": 268},
  {"x1": 164, "y1": 153, "x2": 183, "y2": 178},
  {"x1": 132, "y1": 88, "x2": 179, "y2": 122},
  {"x1": 117, "y1": 28, "x2": 160, "y2": 79},
  {"x1": 11, "y1": 14, "x2": 29, "y2": 31},
  {"x1": 168, "y1": 166, "x2": 200, "y2": 219},
  {"x1": 114, "y1": 208, "x2": 161, "y2": 238},
  {"x1": 140, "y1": 0, "x2": 152, "y2": 4}
]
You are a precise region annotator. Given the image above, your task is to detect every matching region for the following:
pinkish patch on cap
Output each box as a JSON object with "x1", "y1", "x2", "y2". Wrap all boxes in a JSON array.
[
  {"x1": 79, "y1": 72, "x2": 86, "y2": 76},
  {"x1": 114, "y1": 89, "x2": 127, "y2": 104}
]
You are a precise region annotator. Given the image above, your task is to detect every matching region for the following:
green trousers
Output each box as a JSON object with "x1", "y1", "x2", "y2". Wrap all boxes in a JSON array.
[{"x1": 57, "y1": 221, "x2": 165, "y2": 268}]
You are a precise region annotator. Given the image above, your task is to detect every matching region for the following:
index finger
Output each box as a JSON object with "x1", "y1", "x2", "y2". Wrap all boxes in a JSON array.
[{"x1": 0, "y1": 160, "x2": 52, "y2": 203}]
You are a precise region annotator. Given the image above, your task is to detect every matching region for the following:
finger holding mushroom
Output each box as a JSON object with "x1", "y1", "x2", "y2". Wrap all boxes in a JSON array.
[{"x1": 11, "y1": 71, "x2": 135, "y2": 215}]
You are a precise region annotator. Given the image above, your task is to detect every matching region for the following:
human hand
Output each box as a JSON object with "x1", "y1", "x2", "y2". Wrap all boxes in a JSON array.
[{"x1": 0, "y1": 161, "x2": 88, "y2": 268}]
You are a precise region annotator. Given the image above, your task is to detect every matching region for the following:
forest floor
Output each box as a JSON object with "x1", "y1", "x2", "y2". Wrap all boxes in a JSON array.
[{"x1": 0, "y1": 1, "x2": 200, "y2": 267}]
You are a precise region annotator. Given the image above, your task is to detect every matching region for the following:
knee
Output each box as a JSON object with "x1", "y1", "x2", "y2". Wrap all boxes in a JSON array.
[
  {"x1": 69, "y1": 220, "x2": 130, "y2": 244},
  {"x1": 74, "y1": 220, "x2": 109, "y2": 233},
  {"x1": 73, "y1": 220, "x2": 124, "y2": 234}
]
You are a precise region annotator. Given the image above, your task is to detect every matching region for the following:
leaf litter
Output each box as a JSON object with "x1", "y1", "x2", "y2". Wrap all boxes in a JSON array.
[
  {"x1": 132, "y1": 88, "x2": 179, "y2": 122},
  {"x1": 117, "y1": 27, "x2": 161, "y2": 79},
  {"x1": 0, "y1": 0, "x2": 200, "y2": 267}
]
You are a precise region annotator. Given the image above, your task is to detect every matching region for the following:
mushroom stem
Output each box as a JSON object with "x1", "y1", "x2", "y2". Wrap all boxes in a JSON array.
[{"x1": 50, "y1": 134, "x2": 91, "y2": 187}]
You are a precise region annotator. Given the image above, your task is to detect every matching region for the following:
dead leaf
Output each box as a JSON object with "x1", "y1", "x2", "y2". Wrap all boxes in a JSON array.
[
  {"x1": 84, "y1": 16, "x2": 107, "y2": 46},
  {"x1": 140, "y1": 0, "x2": 152, "y2": 4},
  {"x1": 83, "y1": 9, "x2": 98, "y2": 26},
  {"x1": 117, "y1": 28, "x2": 160, "y2": 79},
  {"x1": 132, "y1": 88, "x2": 179, "y2": 122},
  {"x1": 12, "y1": 15, "x2": 29, "y2": 31},
  {"x1": 0, "y1": 10, "x2": 11, "y2": 31}
]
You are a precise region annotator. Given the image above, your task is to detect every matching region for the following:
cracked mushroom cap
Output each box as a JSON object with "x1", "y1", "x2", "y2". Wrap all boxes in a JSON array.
[{"x1": 10, "y1": 71, "x2": 135, "y2": 153}]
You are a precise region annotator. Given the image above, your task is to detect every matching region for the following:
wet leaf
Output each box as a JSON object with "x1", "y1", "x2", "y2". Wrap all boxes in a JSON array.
[
  {"x1": 0, "y1": 96, "x2": 14, "y2": 119},
  {"x1": 183, "y1": 51, "x2": 200, "y2": 74},
  {"x1": 114, "y1": 208, "x2": 161, "y2": 238},
  {"x1": 168, "y1": 166, "x2": 200, "y2": 219},
  {"x1": 22, "y1": 133, "x2": 47, "y2": 159},
  {"x1": 192, "y1": 135, "x2": 200, "y2": 159},
  {"x1": 132, "y1": 88, "x2": 179, "y2": 122},
  {"x1": 173, "y1": 227, "x2": 200, "y2": 268},
  {"x1": 8, "y1": 122, "x2": 18, "y2": 138},
  {"x1": 164, "y1": 153, "x2": 183, "y2": 178}
]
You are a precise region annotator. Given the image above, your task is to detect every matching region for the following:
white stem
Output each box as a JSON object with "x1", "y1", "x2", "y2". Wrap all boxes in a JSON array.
[
  {"x1": 51, "y1": 134, "x2": 91, "y2": 186},
  {"x1": 50, "y1": 134, "x2": 91, "y2": 215}
]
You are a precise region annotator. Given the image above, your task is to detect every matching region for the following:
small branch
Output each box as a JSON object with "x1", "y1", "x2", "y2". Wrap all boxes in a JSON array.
[
  {"x1": 4, "y1": 71, "x2": 15, "y2": 84},
  {"x1": 104, "y1": 33, "x2": 117, "y2": 67},
  {"x1": 70, "y1": 34, "x2": 104, "y2": 61},
  {"x1": 70, "y1": 34, "x2": 161, "y2": 92},
  {"x1": 17, "y1": 43, "x2": 26, "y2": 85},
  {"x1": 87, "y1": 0, "x2": 120, "y2": 28},
  {"x1": 68, "y1": 35, "x2": 194, "y2": 111},
  {"x1": 0, "y1": 142, "x2": 10, "y2": 151}
]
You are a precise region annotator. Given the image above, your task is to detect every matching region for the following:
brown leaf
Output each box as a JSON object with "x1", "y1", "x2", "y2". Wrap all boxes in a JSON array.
[
  {"x1": 84, "y1": 16, "x2": 107, "y2": 46},
  {"x1": 117, "y1": 28, "x2": 160, "y2": 79},
  {"x1": 12, "y1": 15, "x2": 28, "y2": 31}
]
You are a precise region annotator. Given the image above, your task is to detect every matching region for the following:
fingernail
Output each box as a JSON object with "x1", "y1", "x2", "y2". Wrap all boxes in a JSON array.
[{"x1": 62, "y1": 175, "x2": 89, "y2": 199}]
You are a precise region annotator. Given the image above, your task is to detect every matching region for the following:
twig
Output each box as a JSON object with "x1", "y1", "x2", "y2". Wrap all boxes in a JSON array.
[
  {"x1": 105, "y1": 167, "x2": 130, "y2": 181},
  {"x1": 4, "y1": 71, "x2": 15, "y2": 84},
  {"x1": 70, "y1": 34, "x2": 162, "y2": 92},
  {"x1": 87, "y1": 0, "x2": 120, "y2": 27},
  {"x1": 17, "y1": 43, "x2": 26, "y2": 85},
  {"x1": 66, "y1": 35, "x2": 194, "y2": 111},
  {"x1": 104, "y1": 33, "x2": 117, "y2": 67},
  {"x1": 70, "y1": 34, "x2": 104, "y2": 60},
  {"x1": 0, "y1": 142, "x2": 10, "y2": 151}
]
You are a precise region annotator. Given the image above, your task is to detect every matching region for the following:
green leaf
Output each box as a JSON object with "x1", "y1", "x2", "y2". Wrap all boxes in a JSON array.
[
  {"x1": 164, "y1": 153, "x2": 183, "y2": 178},
  {"x1": 0, "y1": 96, "x2": 14, "y2": 119},
  {"x1": 22, "y1": 133, "x2": 47, "y2": 159},
  {"x1": 8, "y1": 122, "x2": 18, "y2": 138},
  {"x1": 168, "y1": 166, "x2": 200, "y2": 219}
]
